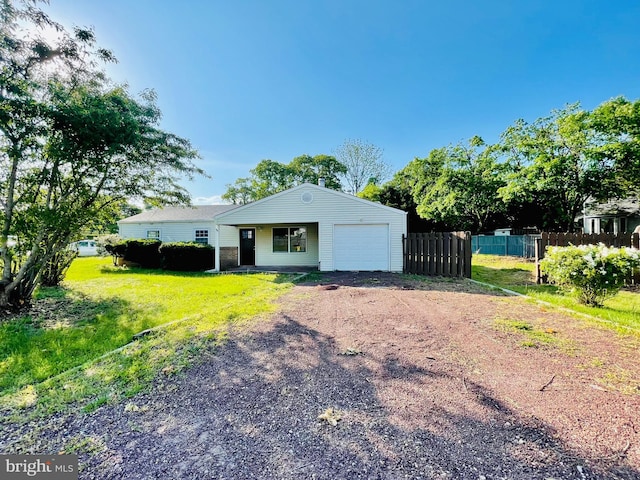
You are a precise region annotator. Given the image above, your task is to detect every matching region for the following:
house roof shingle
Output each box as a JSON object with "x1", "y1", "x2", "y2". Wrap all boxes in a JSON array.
[
  {"x1": 585, "y1": 197, "x2": 639, "y2": 216},
  {"x1": 118, "y1": 204, "x2": 239, "y2": 224}
]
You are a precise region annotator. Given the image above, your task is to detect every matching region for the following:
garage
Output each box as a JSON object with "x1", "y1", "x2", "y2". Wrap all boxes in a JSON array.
[{"x1": 333, "y1": 224, "x2": 389, "y2": 271}]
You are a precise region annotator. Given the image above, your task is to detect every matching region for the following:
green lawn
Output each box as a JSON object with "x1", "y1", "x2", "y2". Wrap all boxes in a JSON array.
[
  {"x1": 0, "y1": 257, "x2": 295, "y2": 419},
  {"x1": 472, "y1": 254, "x2": 640, "y2": 334}
]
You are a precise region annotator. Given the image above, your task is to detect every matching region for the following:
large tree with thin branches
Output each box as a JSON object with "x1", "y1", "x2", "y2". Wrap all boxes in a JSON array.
[
  {"x1": 0, "y1": 1, "x2": 202, "y2": 308},
  {"x1": 335, "y1": 138, "x2": 391, "y2": 194}
]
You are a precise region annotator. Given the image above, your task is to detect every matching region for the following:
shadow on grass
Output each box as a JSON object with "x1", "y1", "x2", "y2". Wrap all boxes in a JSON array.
[
  {"x1": 0, "y1": 286, "x2": 151, "y2": 395},
  {"x1": 55, "y1": 315, "x2": 638, "y2": 479}
]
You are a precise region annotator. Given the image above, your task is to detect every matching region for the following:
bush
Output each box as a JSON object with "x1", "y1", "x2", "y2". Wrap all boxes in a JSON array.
[
  {"x1": 540, "y1": 243, "x2": 640, "y2": 306},
  {"x1": 159, "y1": 242, "x2": 214, "y2": 271},
  {"x1": 104, "y1": 240, "x2": 128, "y2": 265},
  {"x1": 123, "y1": 239, "x2": 162, "y2": 268},
  {"x1": 95, "y1": 234, "x2": 122, "y2": 256}
]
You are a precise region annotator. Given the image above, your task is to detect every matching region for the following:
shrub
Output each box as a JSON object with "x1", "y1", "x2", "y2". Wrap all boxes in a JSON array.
[
  {"x1": 123, "y1": 239, "x2": 162, "y2": 268},
  {"x1": 540, "y1": 243, "x2": 640, "y2": 306},
  {"x1": 95, "y1": 234, "x2": 122, "y2": 256},
  {"x1": 159, "y1": 242, "x2": 214, "y2": 271},
  {"x1": 104, "y1": 240, "x2": 128, "y2": 265}
]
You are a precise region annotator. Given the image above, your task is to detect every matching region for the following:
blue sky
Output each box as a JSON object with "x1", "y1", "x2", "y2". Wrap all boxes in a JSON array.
[{"x1": 45, "y1": 1, "x2": 640, "y2": 204}]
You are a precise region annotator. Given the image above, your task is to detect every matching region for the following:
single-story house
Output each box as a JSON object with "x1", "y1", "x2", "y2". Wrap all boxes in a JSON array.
[
  {"x1": 118, "y1": 183, "x2": 408, "y2": 272},
  {"x1": 581, "y1": 197, "x2": 640, "y2": 234}
]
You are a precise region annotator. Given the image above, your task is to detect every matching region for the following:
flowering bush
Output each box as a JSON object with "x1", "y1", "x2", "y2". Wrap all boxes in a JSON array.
[{"x1": 540, "y1": 243, "x2": 640, "y2": 306}]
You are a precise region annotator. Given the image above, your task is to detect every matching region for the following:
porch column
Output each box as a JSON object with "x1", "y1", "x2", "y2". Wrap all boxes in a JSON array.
[{"x1": 214, "y1": 223, "x2": 220, "y2": 272}]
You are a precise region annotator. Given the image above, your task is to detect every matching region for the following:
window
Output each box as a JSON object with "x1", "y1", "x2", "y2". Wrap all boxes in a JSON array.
[
  {"x1": 147, "y1": 230, "x2": 160, "y2": 239},
  {"x1": 272, "y1": 227, "x2": 306, "y2": 253},
  {"x1": 195, "y1": 229, "x2": 209, "y2": 244}
]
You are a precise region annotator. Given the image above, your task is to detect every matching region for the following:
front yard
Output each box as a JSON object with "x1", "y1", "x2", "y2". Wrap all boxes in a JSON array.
[
  {"x1": 2, "y1": 270, "x2": 638, "y2": 478},
  {"x1": 472, "y1": 254, "x2": 640, "y2": 334},
  {"x1": 0, "y1": 257, "x2": 295, "y2": 419}
]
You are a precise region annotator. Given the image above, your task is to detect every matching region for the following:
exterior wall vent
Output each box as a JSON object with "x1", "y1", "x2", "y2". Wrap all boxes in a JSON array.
[{"x1": 301, "y1": 191, "x2": 313, "y2": 204}]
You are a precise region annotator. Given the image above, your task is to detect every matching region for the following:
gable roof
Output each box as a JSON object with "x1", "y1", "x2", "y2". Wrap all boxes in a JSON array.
[
  {"x1": 214, "y1": 183, "x2": 406, "y2": 221},
  {"x1": 585, "y1": 197, "x2": 640, "y2": 216},
  {"x1": 118, "y1": 204, "x2": 238, "y2": 224}
]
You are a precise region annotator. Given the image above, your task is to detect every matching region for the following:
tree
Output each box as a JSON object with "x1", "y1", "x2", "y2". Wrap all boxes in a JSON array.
[
  {"x1": 410, "y1": 136, "x2": 507, "y2": 232},
  {"x1": 335, "y1": 139, "x2": 391, "y2": 194},
  {"x1": 289, "y1": 154, "x2": 346, "y2": 190},
  {"x1": 497, "y1": 104, "x2": 618, "y2": 232},
  {"x1": 222, "y1": 154, "x2": 346, "y2": 204},
  {"x1": 0, "y1": 1, "x2": 202, "y2": 308},
  {"x1": 588, "y1": 97, "x2": 640, "y2": 194},
  {"x1": 378, "y1": 167, "x2": 448, "y2": 232},
  {"x1": 221, "y1": 177, "x2": 254, "y2": 205}
]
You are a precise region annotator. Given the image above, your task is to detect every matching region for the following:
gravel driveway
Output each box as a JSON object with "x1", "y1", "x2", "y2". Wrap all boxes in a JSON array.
[{"x1": 3, "y1": 273, "x2": 640, "y2": 479}]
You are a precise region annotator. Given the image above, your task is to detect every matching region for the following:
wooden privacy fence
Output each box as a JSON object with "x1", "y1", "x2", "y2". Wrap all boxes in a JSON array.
[
  {"x1": 403, "y1": 232, "x2": 472, "y2": 278},
  {"x1": 535, "y1": 232, "x2": 640, "y2": 283}
]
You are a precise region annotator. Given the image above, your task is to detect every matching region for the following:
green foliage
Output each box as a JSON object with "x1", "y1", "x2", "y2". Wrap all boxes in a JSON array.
[
  {"x1": 289, "y1": 154, "x2": 346, "y2": 190},
  {"x1": 106, "y1": 239, "x2": 214, "y2": 271},
  {"x1": 410, "y1": 137, "x2": 507, "y2": 232},
  {"x1": 540, "y1": 244, "x2": 640, "y2": 306},
  {"x1": 159, "y1": 242, "x2": 214, "y2": 271},
  {"x1": 497, "y1": 104, "x2": 617, "y2": 231},
  {"x1": 0, "y1": 1, "x2": 203, "y2": 307},
  {"x1": 588, "y1": 97, "x2": 640, "y2": 193},
  {"x1": 222, "y1": 154, "x2": 346, "y2": 204},
  {"x1": 357, "y1": 183, "x2": 382, "y2": 202},
  {"x1": 377, "y1": 169, "x2": 443, "y2": 232},
  {"x1": 103, "y1": 240, "x2": 127, "y2": 261},
  {"x1": 122, "y1": 239, "x2": 162, "y2": 268}
]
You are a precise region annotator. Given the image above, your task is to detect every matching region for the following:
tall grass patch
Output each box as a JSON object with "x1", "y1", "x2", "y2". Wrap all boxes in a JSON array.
[{"x1": 0, "y1": 257, "x2": 294, "y2": 420}]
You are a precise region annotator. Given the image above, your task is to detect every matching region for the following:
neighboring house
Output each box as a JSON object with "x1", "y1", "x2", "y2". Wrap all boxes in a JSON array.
[
  {"x1": 582, "y1": 197, "x2": 640, "y2": 234},
  {"x1": 118, "y1": 183, "x2": 408, "y2": 272}
]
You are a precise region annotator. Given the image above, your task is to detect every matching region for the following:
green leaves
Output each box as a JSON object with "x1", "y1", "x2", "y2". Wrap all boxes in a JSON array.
[
  {"x1": 410, "y1": 138, "x2": 507, "y2": 232},
  {"x1": 0, "y1": 1, "x2": 203, "y2": 307},
  {"x1": 540, "y1": 244, "x2": 640, "y2": 306},
  {"x1": 222, "y1": 154, "x2": 347, "y2": 204}
]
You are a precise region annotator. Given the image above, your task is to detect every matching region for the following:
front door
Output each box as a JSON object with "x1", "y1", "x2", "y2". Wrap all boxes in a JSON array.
[{"x1": 239, "y1": 228, "x2": 256, "y2": 265}]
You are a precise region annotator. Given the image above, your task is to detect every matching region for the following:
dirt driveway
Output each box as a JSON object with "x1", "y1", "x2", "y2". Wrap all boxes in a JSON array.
[{"x1": 6, "y1": 273, "x2": 640, "y2": 479}]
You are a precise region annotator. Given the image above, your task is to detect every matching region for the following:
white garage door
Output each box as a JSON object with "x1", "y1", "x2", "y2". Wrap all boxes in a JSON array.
[{"x1": 334, "y1": 224, "x2": 389, "y2": 271}]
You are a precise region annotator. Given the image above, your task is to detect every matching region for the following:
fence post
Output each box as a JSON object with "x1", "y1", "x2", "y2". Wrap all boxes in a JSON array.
[
  {"x1": 402, "y1": 234, "x2": 407, "y2": 273},
  {"x1": 535, "y1": 237, "x2": 543, "y2": 284},
  {"x1": 464, "y1": 231, "x2": 472, "y2": 278}
]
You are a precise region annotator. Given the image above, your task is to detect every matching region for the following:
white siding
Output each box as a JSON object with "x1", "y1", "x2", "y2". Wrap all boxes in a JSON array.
[
  {"x1": 119, "y1": 222, "x2": 238, "y2": 248},
  {"x1": 255, "y1": 223, "x2": 318, "y2": 267},
  {"x1": 216, "y1": 184, "x2": 407, "y2": 272}
]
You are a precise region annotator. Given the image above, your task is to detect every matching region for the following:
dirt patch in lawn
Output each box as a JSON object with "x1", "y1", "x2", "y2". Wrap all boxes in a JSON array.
[{"x1": 2, "y1": 272, "x2": 639, "y2": 479}]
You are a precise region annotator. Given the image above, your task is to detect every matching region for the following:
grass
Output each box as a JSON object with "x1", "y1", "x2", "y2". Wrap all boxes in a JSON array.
[
  {"x1": 0, "y1": 257, "x2": 295, "y2": 420},
  {"x1": 472, "y1": 254, "x2": 640, "y2": 334},
  {"x1": 493, "y1": 318, "x2": 567, "y2": 349}
]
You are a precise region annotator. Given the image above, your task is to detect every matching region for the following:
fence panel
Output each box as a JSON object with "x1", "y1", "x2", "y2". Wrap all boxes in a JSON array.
[
  {"x1": 403, "y1": 232, "x2": 471, "y2": 278},
  {"x1": 471, "y1": 234, "x2": 539, "y2": 258}
]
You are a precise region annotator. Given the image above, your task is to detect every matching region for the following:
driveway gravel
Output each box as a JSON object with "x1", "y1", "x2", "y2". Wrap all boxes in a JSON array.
[{"x1": 2, "y1": 272, "x2": 639, "y2": 479}]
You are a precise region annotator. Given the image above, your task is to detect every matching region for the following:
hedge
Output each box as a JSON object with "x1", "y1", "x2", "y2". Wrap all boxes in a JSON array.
[
  {"x1": 159, "y1": 242, "x2": 214, "y2": 271},
  {"x1": 105, "y1": 239, "x2": 214, "y2": 271}
]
